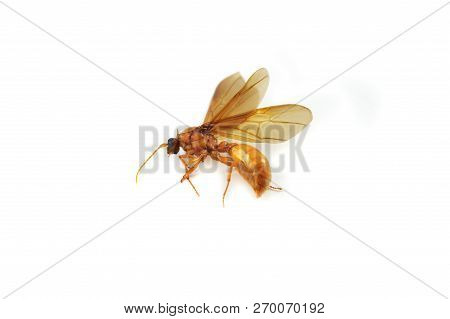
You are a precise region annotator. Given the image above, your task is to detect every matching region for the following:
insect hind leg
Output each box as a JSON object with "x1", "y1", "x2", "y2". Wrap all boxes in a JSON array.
[{"x1": 222, "y1": 166, "x2": 233, "y2": 207}]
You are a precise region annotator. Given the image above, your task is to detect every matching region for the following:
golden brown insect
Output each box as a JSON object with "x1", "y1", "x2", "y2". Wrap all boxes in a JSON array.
[{"x1": 136, "y1": 68, "x2": 312, "y2": 204}]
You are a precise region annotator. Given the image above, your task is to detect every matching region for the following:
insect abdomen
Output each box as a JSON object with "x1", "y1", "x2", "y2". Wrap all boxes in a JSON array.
[{"x1": 229, "y1": 144, "x2": 271, "y2": 197}]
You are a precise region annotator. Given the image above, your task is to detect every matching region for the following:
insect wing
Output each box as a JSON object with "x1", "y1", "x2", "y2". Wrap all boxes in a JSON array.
[
  {"x1": 212, "y1": 104, "x2": 312, "y2": 143},
  {"x1": 203, "y1": 72, "x2": 245, "y2": 123},
  {"x1": 205, "y1": 68, "x2": 269, "y2": 124}
]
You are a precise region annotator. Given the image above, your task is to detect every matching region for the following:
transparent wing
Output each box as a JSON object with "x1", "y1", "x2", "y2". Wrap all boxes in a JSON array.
[
  {"x1": 212, "y1": 104, "x2": 312, "y2": 143},
  {"x1": 205, "y1": 68, "x2": 269, "y2": 124},
  {"x1": 203, "y1": 72, "x2": 245, "y2": 123}
]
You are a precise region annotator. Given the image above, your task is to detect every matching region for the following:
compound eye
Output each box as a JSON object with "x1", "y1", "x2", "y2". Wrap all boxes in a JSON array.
[{"x1": 167, "y1": 138, "x2": 180, "y2": 155}]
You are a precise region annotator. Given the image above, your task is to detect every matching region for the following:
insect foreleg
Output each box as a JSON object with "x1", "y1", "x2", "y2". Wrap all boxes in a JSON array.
[
  {"x1": 178, "y1": 155, "x2": 200, "y2": 196},
  {"x1": 180, "y1": 154, "x2": 206, "y2": 183}
]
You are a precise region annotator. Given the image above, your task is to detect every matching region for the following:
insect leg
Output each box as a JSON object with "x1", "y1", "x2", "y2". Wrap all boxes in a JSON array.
[
  {"x1": 180, "y1": 154, "x2": 206, "y2": 183},
  {"x1": 178, "y1": 155, "x2": 200, "y2": 196},
  {"x1": 222, "y1": 166, "x2": 233, "y2": 207},
  {"x1": 210, "y1": 151, "x2": 235, "y2": 206},
  {"x1": 210, "y1": 151, "x2": 234, "y2": 166}
]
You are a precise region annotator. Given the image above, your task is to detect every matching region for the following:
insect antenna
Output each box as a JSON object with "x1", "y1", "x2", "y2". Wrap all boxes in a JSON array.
[{"x1": 135, "y1": 143, "x2": 168, "y2": 183}]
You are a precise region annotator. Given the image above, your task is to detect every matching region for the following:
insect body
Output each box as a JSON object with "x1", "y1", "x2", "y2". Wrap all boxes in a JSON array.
[{"x1": 136, "y1": 68, "x2": 312, "y2": 204}]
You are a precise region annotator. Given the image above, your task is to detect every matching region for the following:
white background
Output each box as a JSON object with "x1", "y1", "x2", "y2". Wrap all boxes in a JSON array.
[{"x1": 1, "y1": 0, "x2": 449, "y2": 318}]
